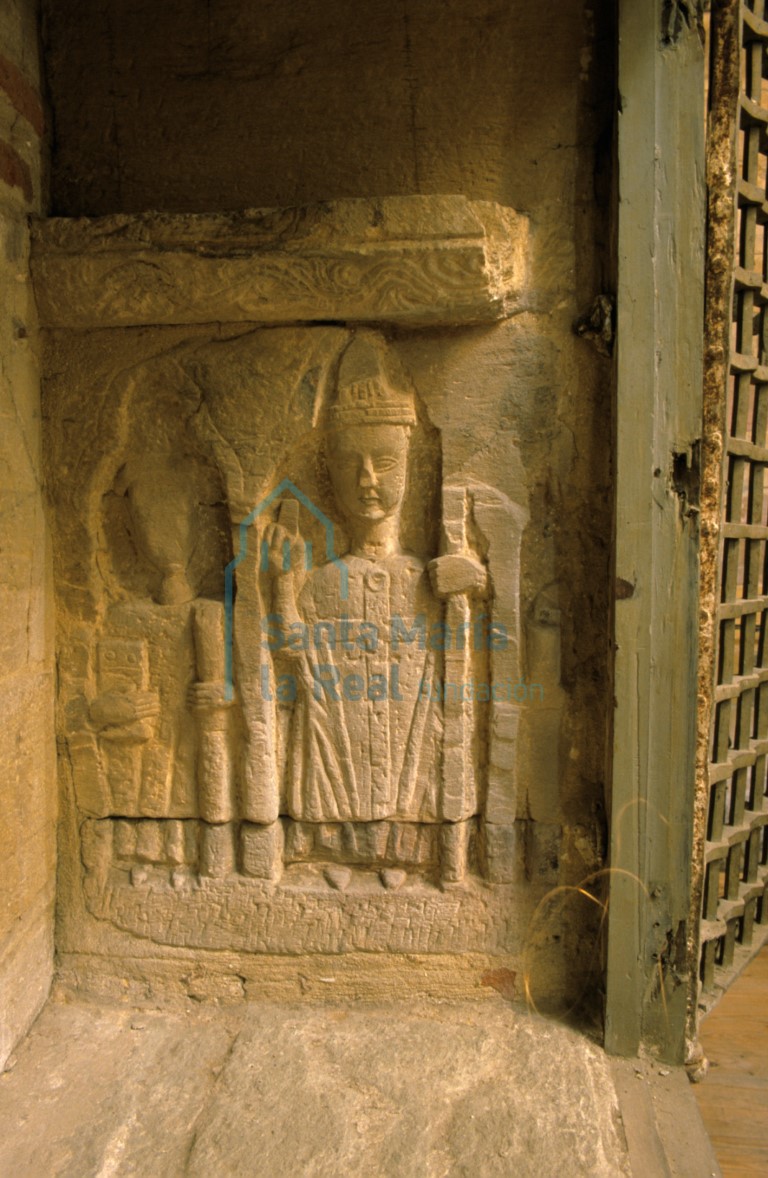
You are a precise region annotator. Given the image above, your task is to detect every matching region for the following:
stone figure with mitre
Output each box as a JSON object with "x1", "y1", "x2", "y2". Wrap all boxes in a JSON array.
[{"x1": 265, "y1": 334, "x2": 488, "y2": 883}]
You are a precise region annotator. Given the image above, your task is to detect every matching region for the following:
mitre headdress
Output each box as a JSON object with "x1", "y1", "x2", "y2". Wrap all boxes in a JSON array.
[{"x1": 330, "y1": 333, "x2": 416, "y2": 429}]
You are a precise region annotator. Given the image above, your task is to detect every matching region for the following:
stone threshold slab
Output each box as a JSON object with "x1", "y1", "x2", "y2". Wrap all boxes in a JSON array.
[
  {"x1": 0, "y1": 997, "x2": 722, "y2": 1177},
  {"x1": 30, "y1": 195, "x2": 528, "y2": 330},
  {"x1": 0, "y1": 1000, "x2": 631, "y2": 1177}
]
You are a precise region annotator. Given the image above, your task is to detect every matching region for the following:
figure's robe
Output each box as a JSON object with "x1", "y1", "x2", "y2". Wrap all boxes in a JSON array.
[{"x1": 284, "y1": 553, "x2": 444, "y2": 822}]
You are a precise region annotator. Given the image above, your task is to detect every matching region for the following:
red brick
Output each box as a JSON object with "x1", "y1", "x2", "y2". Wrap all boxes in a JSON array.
[
  {"x1": 0, "y1": 139, "x2": 32, "y2": 203},
  {"x1": 0, "y1": 54, "x2": 43, "y2": 137}
]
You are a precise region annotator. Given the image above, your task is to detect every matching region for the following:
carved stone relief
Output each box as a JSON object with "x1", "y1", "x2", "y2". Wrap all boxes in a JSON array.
[
  {"x1": 31, "y1": 197, "x2": 529, "y2": 330},
  {"x1": 37, "y1": 199, "x2": 580, "y2": 961}
]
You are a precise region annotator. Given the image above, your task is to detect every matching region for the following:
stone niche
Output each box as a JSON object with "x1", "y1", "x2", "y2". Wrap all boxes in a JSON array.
[{"x1": 34, "y1": 196, "x2": 586, "y2": 1000}]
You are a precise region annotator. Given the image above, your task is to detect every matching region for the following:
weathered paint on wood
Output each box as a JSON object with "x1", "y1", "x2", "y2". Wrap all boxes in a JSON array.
[
  {"x1": 692, "y1": 0, "x2": 740, "y2": 1048},
  {"x1": 606, "y1": 1, "x2": 705, "y2": 1062}
]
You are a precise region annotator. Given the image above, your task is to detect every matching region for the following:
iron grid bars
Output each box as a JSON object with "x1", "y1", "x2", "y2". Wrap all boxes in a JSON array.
[{"x1": 701, "y1": 0, "x2": 768, "y2": 1002}]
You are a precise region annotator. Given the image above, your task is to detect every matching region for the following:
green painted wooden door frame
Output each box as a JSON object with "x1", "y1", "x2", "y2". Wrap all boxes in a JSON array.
[{"x1": 605, "y1": 2, "x2": 705, "y2": 1062}]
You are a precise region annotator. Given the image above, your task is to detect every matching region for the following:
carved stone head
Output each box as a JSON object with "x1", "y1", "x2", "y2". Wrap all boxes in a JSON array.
[{"x1": 326, "y1": 334, "x2": 416, "y2": 527}]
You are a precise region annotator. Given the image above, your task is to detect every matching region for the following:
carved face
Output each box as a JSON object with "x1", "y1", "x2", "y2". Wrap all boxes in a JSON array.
[{"x1": 327, "y1": 424, "x2": 410, "y2": 523}]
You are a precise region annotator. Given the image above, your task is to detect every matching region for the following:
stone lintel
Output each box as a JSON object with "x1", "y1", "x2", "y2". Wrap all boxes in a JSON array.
[{"x1": 31, "y1": 196, "x2": 528, "y2": 329}]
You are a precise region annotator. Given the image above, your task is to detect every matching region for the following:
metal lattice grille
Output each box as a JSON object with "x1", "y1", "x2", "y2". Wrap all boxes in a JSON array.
[{"x1": 701, "y1": 0, "x2": 768, "y2": 996}]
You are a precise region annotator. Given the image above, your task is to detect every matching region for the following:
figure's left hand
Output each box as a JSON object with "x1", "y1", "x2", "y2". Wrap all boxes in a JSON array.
[
  {"x1": 89, "y1": 690, "x2": 160, "y2": 728},
  {"x1": 428, "y1": 555, "x2": 488, "y2": 598},
  {"x1": 187, "y1": 681, "x2": 233, "y2": 711}
]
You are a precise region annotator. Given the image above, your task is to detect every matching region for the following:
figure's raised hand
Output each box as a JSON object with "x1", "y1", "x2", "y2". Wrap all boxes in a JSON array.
[
  {"x1": 263, "y1": 522, "x2": 305, "y2": 577},
  {"x1": 263, "y1": 500, "x2": 305, "y2": 578}
]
